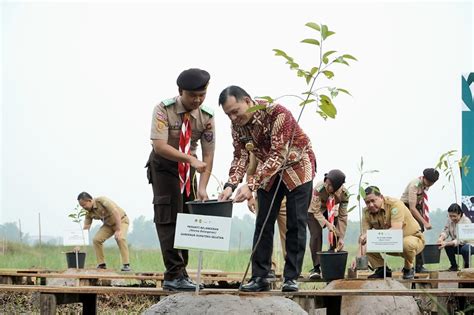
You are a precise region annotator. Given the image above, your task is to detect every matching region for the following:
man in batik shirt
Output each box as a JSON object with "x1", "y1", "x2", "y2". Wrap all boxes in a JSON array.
[{"x1": 218, "y1": 85, "x2": 316, "y2": 293}]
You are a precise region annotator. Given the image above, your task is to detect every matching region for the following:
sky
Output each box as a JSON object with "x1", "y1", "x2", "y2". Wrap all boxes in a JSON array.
[{"x1": 1, "y1": 1, "x2": 473, "y2": 238}]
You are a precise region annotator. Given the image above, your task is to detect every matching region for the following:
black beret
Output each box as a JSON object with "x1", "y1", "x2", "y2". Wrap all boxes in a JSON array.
[
  {"x1": 423, "y1": 168, "x2": 440, "y2": 183},
  {"x1": 324, "y1": 169, "x2": 346, "y2": 192},
  {"x1": 177, "y1": 68, "x2": 210, "y2": 91}
]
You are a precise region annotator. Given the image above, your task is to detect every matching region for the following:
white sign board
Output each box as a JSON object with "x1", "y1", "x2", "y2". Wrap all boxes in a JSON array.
[
  {"x1": 174, "y1": 213, "x2": 232, "y2": 251},
  {"x1": 458, "y1": 223, "x2": 474, "y2": 241},
  {"x1": 63, "y1": 229, "x2": 89, "y2": 246},
  {"x1": 367, "y1": 229, "x2": 403, "y2": 253}
]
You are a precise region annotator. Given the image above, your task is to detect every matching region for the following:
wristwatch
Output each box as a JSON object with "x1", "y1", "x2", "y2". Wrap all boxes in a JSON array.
[{"x1": 223, "y1": 182, "x2": 237, "y2": 192}]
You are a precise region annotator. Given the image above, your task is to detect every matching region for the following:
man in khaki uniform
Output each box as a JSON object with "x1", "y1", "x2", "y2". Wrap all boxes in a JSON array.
[
  {"x1": 77, "y1": 192, "x2": 131, "y2": 271},
  {"x1": 146, "y1": 68, "x2": 215, "y2": 291},
  {"x1": 308, "y1": 169, "x2": 349, "y2": 279},
  {"x1": 357, "y1": 186, "x2": 425, "y2": 279},
  {"x1": 400, "y1": 168, "x2": 439, "y2": 273},
  {"x1": 247, "y1": 152, "x2": 287, "y2": 277}
]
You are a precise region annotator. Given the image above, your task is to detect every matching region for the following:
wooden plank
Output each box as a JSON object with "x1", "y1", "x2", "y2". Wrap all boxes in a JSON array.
[
  {"x1": 1, "y1": 285, "x2": 474, "y2": 297},
  {"x1": 39, "y1": 293, "x2": 56, "y2": 315}
]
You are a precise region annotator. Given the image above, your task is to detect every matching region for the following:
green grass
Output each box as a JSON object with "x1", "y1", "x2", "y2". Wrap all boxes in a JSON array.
[{"x1": 0, "y1": 242, "x2": 458, "y2": 274}]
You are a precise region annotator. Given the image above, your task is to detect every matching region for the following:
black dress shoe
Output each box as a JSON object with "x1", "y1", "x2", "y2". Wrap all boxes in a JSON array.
[
  {"x1": 415, "y1": 266, "x2": 429, "y2": 273},
  {"x1": 368, "y1": 267, "x2": 392, "y2": 279},
  {"x1": 163, "y1": 277, "x2": 196, "y2": 291},
  {"x1": 403, "y1": 267, "x2": 415, "y2": 279},
  {"x1": 240, "y1": 277, "x2": 270, "y2": 292},
  {"x1": 186, "y1": 276, "x2": 204, "y2": 289},
  {"x1": 282, "y1": 279, "x2": 298, "y2": 292}
]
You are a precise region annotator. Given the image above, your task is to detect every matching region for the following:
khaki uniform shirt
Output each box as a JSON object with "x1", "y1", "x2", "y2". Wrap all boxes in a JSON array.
[
  {"x1": 362, "y1": 196, "x2": 421, "y2": 237},
  {"x1": 400, "y1": 177, "x2": 428, "y2": 211},
  {"x1": 309, "y1": 181, "x2": 349, "y2": 239},
  {"x1": 440, "y1": 215, "x2": 474, "y2": 246},
  {"x1": 84, "y1": 196, "x2": 128, "y2": 227},
  {"x1": 150, "y1": 96, "x2": 215, "y2": 156}
]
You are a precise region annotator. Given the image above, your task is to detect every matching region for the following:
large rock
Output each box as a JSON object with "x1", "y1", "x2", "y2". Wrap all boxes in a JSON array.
[
  {"x1": 143, "y1": 293, "x2": 307, "y2": 315},
  {"x1": 323, "y1": 279, "x2": 420, "y2": 315}
]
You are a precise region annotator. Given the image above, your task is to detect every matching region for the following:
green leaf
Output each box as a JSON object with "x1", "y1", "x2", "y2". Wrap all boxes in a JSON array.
[
  {"x1": 247, "y1": 104, "x2": 266, "y2": 113},
  {"x1": 310, "y1": 67, "x2": 319, "y2": 76},
  {"x1": 359, "y1": 186, "x2": 366, "y2": 199},
  {"x1": 297, "y1": 69, "x2": 305, "y2": 77},
  {"x1": 319, "y1": 95, "x2": 337, "y2": 118},
  {"x1": 305, "y1": 22, "x2": 321, "y2": 31},
  {"x1": 326, "y1": 31, "x2": 336, "y2": 38},
  {"x1": 299, "y1": 99, "x2": 316, "y2": 106},
  {"x1": 305, "y1": 73, "x2": 312, "y2": 85},
  {"x1": 348, "y1": 205, "x2": 357, "y2": 213},
  {"x1": 322, "y1": 50, "x2": 337, "y2": 64},
  {"x1": 273, "y1": 49, "x2": 287, "y2": 56},
  {"x1": 316, "y1": 110, "x2": 328, "y2": 120},
  {"x1": 330, "y1": 89, "x2": 338, "y2": 98},
  {"x1": 321, "y1": 24, "x2": 329, "y2": 40},
  {"x1": 337, "y1": 88, "x2": 352, "y2": 96},
  {"x1": 289, "y1": 62, "x2": 299, "y2": 70},
  {"x1": 256, "y1": 96, "x2": 274, "y2": 103},
  {"x1": 343, "y1": 54, "x2": 358, "y2": 61},
  {"x1": 323, "y1": 70, "x2": 334, "y2": 79},
  {"x1": 68, "y1": 214, "x2": 76, "y2": 218},
  {"x1": 301, "y1": 38, "x2": 320, "y2": 46}
]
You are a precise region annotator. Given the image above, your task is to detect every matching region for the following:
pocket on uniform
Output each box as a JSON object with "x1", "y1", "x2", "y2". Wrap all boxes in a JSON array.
[{"x1": 153, "y1": 195, "x2": 175, "y2": 224}]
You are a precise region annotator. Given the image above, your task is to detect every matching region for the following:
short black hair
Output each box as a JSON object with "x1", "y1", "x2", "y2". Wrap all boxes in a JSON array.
[
  {"x1": 218, "y1": 85, "x2": 251, "y2": 106},
  {"x1": 77, "y1": 192, "x2": 93, "y2": 201},
  {"x1": 364, "y1": 186, "x2": 382, "y2": 196},
  {"x1": 447, "y1": 203, "x2": 463, "y2": 215}
]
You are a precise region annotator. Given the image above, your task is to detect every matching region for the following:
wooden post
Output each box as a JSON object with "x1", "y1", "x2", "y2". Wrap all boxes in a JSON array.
[
  {"x1": 38, "y1": 212, "x2": 42, "y2": 267},
  {"x1": 18, "y1": 219, "x2": 22, "y2": 243},
  {"x1": 40, "y1": 294, "x2": 57, "y2": 315}
]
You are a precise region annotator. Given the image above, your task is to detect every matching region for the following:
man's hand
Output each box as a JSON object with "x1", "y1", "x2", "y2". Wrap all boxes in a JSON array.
[
  {"x1": 218, "y1": 187, "x2": 233, "y2": 201},
  {"x1": 359, "y1": 234, "x2": 367, "y2": 245},
  {"x1": 190, "y1": 157, "x2": 207, "y2": 173},
  {"x1": 114, "y1": 230, "x2": 122, "y2": 240},
  {"x1": 336, "y1": 239, "x2": 344, "y2": 251},
  {"x1": 196, "y1": 186, "x2": 209, "y2": 201},
  {"x1": 247, "y1": 196, "x2": 257, "y2": 214},
  {"x1": 325, "y1": 221, "x2": 336, "y2": 232},
  {"x1": 234, "y1": 184, "x2": 252, "y2": 203},
  {"x1": 424, "y1": 221, "x2": 432, "y2": 230}
]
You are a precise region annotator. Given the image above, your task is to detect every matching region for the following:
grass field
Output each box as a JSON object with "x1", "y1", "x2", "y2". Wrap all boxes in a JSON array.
[{"x1": 0, "y1": 241, "x2": 460, "y2": 274}]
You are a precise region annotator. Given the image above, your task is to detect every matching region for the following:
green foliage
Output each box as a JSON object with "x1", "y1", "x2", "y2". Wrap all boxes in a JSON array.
[
  {"x1": 436, "y1": 150, "x2": 471, "y2": 203},
  {"x1": 68, "y1": 205, "x2": 87, "y2": 225},
  {"x1": 355, "y1": 157, "x2": 379, "y2": 233},
  {"x1": 249, "y1": 22, "x2": 356, "y2": 118}
]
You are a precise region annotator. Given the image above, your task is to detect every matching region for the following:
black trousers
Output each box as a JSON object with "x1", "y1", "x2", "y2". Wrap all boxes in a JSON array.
[
  {"x1": 146, "y1": 150, "x2": 196, "y2": 281},
  {"x1": 253, "y1": 180, "x2": 313, "y2": 280}
]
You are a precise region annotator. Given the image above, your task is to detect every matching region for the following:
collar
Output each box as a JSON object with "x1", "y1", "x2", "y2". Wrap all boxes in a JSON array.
[
  {"x1": 91, "y1": 200, "x2": 98, "y2": 211},
  {"x1": 176, "y1": 96, "x2": 199, "y2": 119}
]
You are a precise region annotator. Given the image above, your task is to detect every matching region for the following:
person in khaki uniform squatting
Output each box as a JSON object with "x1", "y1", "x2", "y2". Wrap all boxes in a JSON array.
[
  {"x1": 218, "y1": 85, "x2": 316, "y2": 293},
  {"x1": 247, "y1": 152, "x2": 287, "y2": 278},
  {"x1": 77, "y1": 192, "x2": 131, "y2": 271},
  {"x1": 146, "y1": 68, "x2": 215, "y2": 291},
  {"x1": 400, "y1": 168, "x2": 439, "y2": 273},
  {"x1": 307, "y1": 169, "x2": 349, "y2": 280},
  {"x1": 355, "y1": 186, "x2": 425, "y2": 279}
]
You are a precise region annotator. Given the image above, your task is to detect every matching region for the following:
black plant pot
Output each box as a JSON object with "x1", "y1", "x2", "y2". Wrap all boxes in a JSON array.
[
  {"x1": 66, "y1": 251, "x2": 86, "y2": 269},
  {"x1": 421, "y1": 244, "x2": 441, "y2": 264},
  {"x1": 317, "y1": 250, "x2": 348, "y2": 281},
  {"x1": 186, "y1": 199, "x2": 233, "y2": 217}
]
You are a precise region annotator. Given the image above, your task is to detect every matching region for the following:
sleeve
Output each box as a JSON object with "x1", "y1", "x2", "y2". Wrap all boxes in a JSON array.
[
  {"x1": 309, "y1": 187, "x2": 326, "y2": 228},
  {"x1": 407, "y1": 181, "x2": 418, "y2": 210},
  {"x1": 83, "y1": 215, "x2": 92, "y2": 226},
  {"x1": 200, "y1": 116, "x2": 216, "y2": 154},
  {"x1": 227, "y1": 127, "x2": 249, "y2": 186},
  {"x1": 362, "y1": 210, "x2": 370, "y2": 234},
  {"x1": 336, "y1": 190, "x2": 349, "y2": 239},
  {"x1": 439, "y1": 218, "x2": 450, "y2": 240},
  {"x1": 150, "y1": 103, "x2": 169, "y2": 141},
  {"x1": 247, "y1": 108, "x2": 294, "y2": 191}
]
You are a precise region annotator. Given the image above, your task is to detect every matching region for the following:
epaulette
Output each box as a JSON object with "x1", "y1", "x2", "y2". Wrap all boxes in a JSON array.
[
  {"x1": 200, "y1": 104, "x2": 214, "y2": 117},
  {"x1": 162, "y1": 98, "x2": 176, "y2": 107},
  {"x1": 316, "y1": 182, "x2": 325, "y2": 193}
]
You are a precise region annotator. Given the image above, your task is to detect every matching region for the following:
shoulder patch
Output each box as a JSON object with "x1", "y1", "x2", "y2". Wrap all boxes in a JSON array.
[
  {"x1": 162, "y1": 98, "x2": 176, "y2": 107},
  {"x1": 391, "y1": 207, "x2": 398, "y2": 216},
  {"x1": 315, "y1": 182, "x2": 325, "y2": 193},
  {"x1": 200, "y1": 104, "x2": 214, "y2": 117}
]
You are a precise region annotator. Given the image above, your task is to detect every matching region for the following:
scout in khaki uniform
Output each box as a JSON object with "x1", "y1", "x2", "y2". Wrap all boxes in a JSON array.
[
  {"x1": 146, "y1": 68, "x2": 215, "y2": 291},
  {"x1": 77, "y1": 192, "x2": 131, "y2": 271},
  {"x1": 307, "y1": 169, "x2": 349, "y2": 280},
  {"x1": 400, "y1": 168, "x2": 439, "y2": 273},
  {"x1": 357, "y1": 186, "x2": 425, "y2": 279}
]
